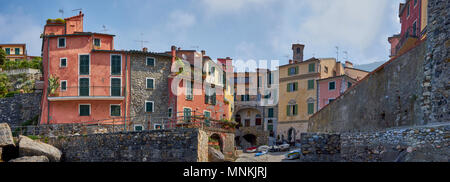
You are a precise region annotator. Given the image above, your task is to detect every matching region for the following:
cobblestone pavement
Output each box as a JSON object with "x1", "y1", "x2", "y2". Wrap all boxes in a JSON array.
[{"x1": 235, "y1": 148, "x2": 301, "y2": 162}]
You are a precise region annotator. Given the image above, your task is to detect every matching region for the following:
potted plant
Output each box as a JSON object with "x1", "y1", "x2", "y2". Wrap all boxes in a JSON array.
[{"x1": 48, "y1": 74, "x2": 60, "y2": 96}]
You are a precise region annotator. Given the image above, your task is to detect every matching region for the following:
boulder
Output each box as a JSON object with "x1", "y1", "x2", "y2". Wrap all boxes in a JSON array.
[
  {"x1": 208, "y1": 146, "x2": 225, "y2": 162},
  {"x1": 18, "y1": 135, "x2": 62, "y2": 162},
  {"x1": 0, "y1": 123, "x2": 15, "y2": 147},
  {"x1": 9, "y1": 156, "x2": 49, "y2": 162}
]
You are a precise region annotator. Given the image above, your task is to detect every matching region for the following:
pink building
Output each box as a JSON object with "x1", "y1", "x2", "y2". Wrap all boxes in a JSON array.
[
  {"x1": 40, "y1": 12, "x2": 131, "y2": 124},
  {"x1": 317, "y1": 75, "x2": 357, "y2": 110}
]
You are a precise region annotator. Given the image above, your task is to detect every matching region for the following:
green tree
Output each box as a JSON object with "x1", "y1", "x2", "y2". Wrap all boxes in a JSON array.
[
  {"x1": 0, "y1": 73, "x2": 10, "y2": 98},
  {"x1": 0, "y1": 49, "x2": 6, "y2": 66}
]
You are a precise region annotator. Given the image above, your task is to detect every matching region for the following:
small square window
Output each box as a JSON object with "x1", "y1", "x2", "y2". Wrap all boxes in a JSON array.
[
  {"x1": 61, "y1": 80, "x2": 67, "y2": 91},
  {"x1": 58, "y1": 37, "x2": 66, "y2": 48},
  {"x1": 79, "y1": 105, "x2": 90, "y2": 116},
  {"x1": 329, "y1": 81, "x2": 336, "y2": 90},
  {"x1": 308, "y1": 63, "x2": 315, "y2": 72},
  {"x1": 60, "y1": 58, "x2": 67, "y2": 67},
  {"x1": 134, "y1": 125, "x2": 144, "y2": 131},
  {"x1": 111, "y1": 105, "x2": 121, "y2": 117},
  {"x1": 146, "y1": 57, "x2": 155, "y2": 66},
  {"x1": 94, "y1": 38, "x2": 101, "y2": 47},
  {"x1": 154, "y1": 124, "x2": 162, "y2": 130},
  {"x1": 168, "y1": 108, "x2": 173, "y2": 118}
]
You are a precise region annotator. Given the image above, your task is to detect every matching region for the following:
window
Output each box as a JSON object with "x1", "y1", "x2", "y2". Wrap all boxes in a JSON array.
[
  {"x1": 111, "y1": 55, "x2": 121, "y2": 75},
  {"x1": 308, "y1": 63, "x2": 315, "y2": 72},
  {"x1": 146, "y1": 57, "x2": 155, "y2": 66},
  {"x1": 407, "y1": 4, "x2": 410, "y2": 17},
  {"x1": 60, "y1": 80, "x2": 67, "y2": 91},
  {"x1": 287, "y1": 104, "x2": 298, "y2": 116},
  {"x1": 288, "y1": 67, "x2": 299, "y2": 76},
  {"x1": 324, "y1": 66, "x2": 328, "y2": 73},
  {"x1": 412, "y1": 21, "x2": 417, "y2": 36},
  {"x1": 414, "y1": 0, "x2": 418, "y2": 6},
  {"x1": 15, "y1": 48, "x2": 20, "y2": 55},
  {"x1": 184, "y1": 108, "x2": 192, "y2": 122},
  {"x1": 110, "y1": 105, "x2": 121, "y2": 116},
  {"x1": 168, "y1": 108, "x2": 173, "y2": 118},
  {"x1": 186, "y1": 80, "x2": 193, "y2": 100},
  {"x1": 111, "y1": 78, "x2": 121, "y2": 96},
  {"x1": 94, "y1": 38, "x2": 101, "y2": 47},
  {"x1": 268, "y1": 73, "x2": 273, "y2": 85},
  {"x1": 5, "y1": 48, "x2": 10, "y2": 55},
  {"x1": 241, "y1": 95, "x2": 250, "y2": 101},
  {"x1": 296, "y1": 47, "x2": 301, "y2": 54},
  {"x1": 79, "y1": 104, "x2": 90, "y2": 116},
  {"x1": 287, "y1": 82, "x2": 298, "y2": 92},
  {"x1": 308, "y1": 80, "x2": 314, "y2": 90},
  {"x1": 307, "y1": 103, "x2": 314, "y2": 115},
  {"x1": 60, "y1": 58, "x2": 67, "y2": 67},
  {"x1": 134, "y1": 124, "x2": 144, "y2": 131},
  {"x1": 145, "y1": 101, "x2": 154, "y2": 112},
  {"x1": 154, "y1": 124, "x2": 162, "y2": 130},
  {"x1": 263, "y1": 93, "x2": 271, "y2": 99},
  {"x1": 79, "y1": 78, "x2": 89, "y2": 96},
  {"x1": 146, "y1": 78, "x2": 155, "y2": 89},
  {"x1": 205, "y1": 85, "x2": 216, "y2": 105},
  {"x1": 268, "y1": 108, "x2": 274, "y2": 118},
  {"x1": 348, "y1": 82, "x2": 352, "y2": 88},
  {"x1": 79, "y1": 54, "x2": 90, "y2": 75},
  {"x1": 328, "y1": 98, "x2": 335, "y2": 104},
  {"x1": 204, "y1": 111, "x2": 211, "y2": 124},
  {"x1": 329, "y1": 81, "x2": 336, "y2": 90},
  {"x1": 58, "y1": 37, "x2": 66, "y2": 48}
]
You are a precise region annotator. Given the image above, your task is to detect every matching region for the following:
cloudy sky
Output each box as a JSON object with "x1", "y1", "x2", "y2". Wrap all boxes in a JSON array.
[{"x1": 0, "y1": 0, "x2": 402, "y2": 65}]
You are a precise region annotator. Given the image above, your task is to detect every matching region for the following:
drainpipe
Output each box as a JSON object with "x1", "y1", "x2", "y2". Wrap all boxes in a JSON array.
[
  {"x1": 124, "y1": 52, "x2": 128, "y2": 131},
  {"x1": 46, "y1": 37, "x2": 50, "y2": 124}
]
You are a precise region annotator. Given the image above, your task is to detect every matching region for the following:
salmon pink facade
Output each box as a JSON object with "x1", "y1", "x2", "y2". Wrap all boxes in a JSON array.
[
  {"x1": 40, "y1": 12, "x2": 131, "y2": 124},
  {"x1": 317, "y1": 75, "x2": 357, "y2": 110}
]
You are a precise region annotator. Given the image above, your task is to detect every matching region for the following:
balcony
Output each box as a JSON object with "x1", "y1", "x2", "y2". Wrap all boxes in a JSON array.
[
  {"x1": 394, "y1": 26, "x2": 420, "y2": 56},
  {"x1": 48, "y1": 86, "x2": 125, "y2": 101}
]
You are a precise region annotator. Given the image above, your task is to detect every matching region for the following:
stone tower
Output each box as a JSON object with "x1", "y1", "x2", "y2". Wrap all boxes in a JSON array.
[{"x1": 292, "y1": 44, "x2": 305, "y2": 62}]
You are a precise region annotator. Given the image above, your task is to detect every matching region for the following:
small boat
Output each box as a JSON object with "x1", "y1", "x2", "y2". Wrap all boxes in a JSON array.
[
  {"x1": 285, "y1": 150, "x2": 301, "y2": 160},
  {"x1": 257, "y1": 145, "x2": 270, "y2": 152},
  {"x1": 245, "y1": 147, "x2": 257, "y2": 153},
  {"x1": 255, "y1": 150, "x2": 268, "y2": 157},
  {"x1": 279, "y1": 144, "x2": 290, "y2": 151},
  {"x1": 269, "y1": 145, "x2": 280, "y2": 152}
]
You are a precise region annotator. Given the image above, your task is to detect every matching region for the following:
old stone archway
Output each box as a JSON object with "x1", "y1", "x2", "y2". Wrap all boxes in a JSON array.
[
  {"x1": 209, "y1": 133, "x2": 223, "y2": 152},
  {"x1": 243, "y1": 134, "x2": 257, "y2": 146}
]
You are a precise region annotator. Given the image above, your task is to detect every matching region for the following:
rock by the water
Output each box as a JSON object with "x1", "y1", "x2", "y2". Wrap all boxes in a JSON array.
[
  {"x1": 9, "y1": 156, "x2": 49, "y2": 162},
  {"x1": 0, "y1": 123, "x2": 15, "y2": 147},
  {"x1": 18, "y1": 135, "x2": 62, "y2": 162},
  {"x1": 208, "y1": 146, "x2": 225, "y2": 162}
]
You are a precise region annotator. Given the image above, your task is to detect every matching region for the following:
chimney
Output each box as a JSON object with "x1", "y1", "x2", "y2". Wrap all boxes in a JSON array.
[
  {"x1": 345, "y1": 61, "x2": 354, "y2": 68},
  {"x1": 142, "y1": 47, "x2": 148, "y2": 52},
  {"x1": 292, "y1": 44, "x2": 305, "y2": 62},
  {"x1": 289, "y1": 59, "x2": 293, "y2": 64},
  {"x1": 201, "y1": 50, "x2": 206, "y2": 56},
  {"x1": 171, "y1": 45, "x2": 176, "y2": 51}
]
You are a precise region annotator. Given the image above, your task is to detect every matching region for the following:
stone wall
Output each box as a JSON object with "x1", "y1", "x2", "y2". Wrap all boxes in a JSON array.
[
  {"x1": 308, "y1": 42, "x2": 427, "y2": 132},
  {"x1": 300, "y1": 123, "x2": 450, "y2": 162},
  {"x1": 0, "y1": 93, "x2": 42, "y2": 126},
  {"x1": 422, "y1": 0, "x2": 449, "y2": 123},
  {"x1": 46, "y1": 128, "x2": 204, "y2": 162},
  {"x1": 130, "y1": 52, "x2": 173, "y2": 124}
]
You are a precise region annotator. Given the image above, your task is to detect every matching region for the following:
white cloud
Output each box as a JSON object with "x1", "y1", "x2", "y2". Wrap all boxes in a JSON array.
[
  {"x1": 0, "y1": 10, "x2": 42, "y2": 56},
  {"x1": 201, "y1": 0, "x2": 275, "y2": 15},
  {"x1": 166, "y1": 11, "x2": 196, "y2": 31}
]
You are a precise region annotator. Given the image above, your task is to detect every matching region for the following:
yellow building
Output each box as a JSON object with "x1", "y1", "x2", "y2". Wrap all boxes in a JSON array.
[
  {"x1": 277, "y1": 44, "x2": 343, "y2": 143},
  {"x1": 0, "y1": 44, "x2": 28, "y2": 61}
]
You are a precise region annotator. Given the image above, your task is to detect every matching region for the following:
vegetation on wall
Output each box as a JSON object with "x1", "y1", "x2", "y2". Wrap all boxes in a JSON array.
[
  {"x1": 0, "y1": 73, "x2": 11, "y2": 98},
  {"x1": 0, "y1": 49, "x2": 6, "y2": 66},
  {"x1": 48, "y1": 74, "x2": 60, "y2": 95},
  {"x1": 1, "y1": 57, "x2": 42, "y2": 71}
]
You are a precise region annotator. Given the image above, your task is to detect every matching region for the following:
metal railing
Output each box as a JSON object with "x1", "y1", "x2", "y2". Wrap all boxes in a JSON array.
[
  {"x1": 394, "y1": 26, "x2": 421, "y2": 55},
  {"x1": 10, "y1": 111, "x2": 236, "y2": 137},
  {"x1": 50, "y1": 86, "x2": 125, "y2": 97}
]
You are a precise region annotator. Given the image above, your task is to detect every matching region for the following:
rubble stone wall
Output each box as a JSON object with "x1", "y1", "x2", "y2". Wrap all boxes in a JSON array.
[
  {"x1": 300, "y1": 123, "x2": 450, "y2": 162},
  {"x1": 0, "y1": 93, "x2": 42, "y2": 126},
  {"x1": 46, "y1": 128, "x2": 203, "y2": 162}
]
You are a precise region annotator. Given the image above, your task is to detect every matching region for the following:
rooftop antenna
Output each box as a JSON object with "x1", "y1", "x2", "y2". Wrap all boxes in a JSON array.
[
  {"x1": 134, "y1": 33, "x2": 149, "y2": 49},
  {"x1": 335, "y1": 46, "x2": 339, "y2": 62},
  {"x1": 343, "y1": 51, "x2": 349, "y2": 61},
  {"x1": 101, "y1": 25, "x2": 109, "y2": 33},
  {"x1": 72, "y1": 8, "x2": 82, "y2": 12},
  {"x1": 58, "y1": 9, "x2": 64, "y2": 18}
]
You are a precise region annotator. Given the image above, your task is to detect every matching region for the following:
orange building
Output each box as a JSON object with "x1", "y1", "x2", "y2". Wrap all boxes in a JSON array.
[
  {"x1": 0, "y1": 44, "x2": 38, "y2": 61},
  {"x1": 40, "y1": 12, "x2": 131, "y2": 125}
]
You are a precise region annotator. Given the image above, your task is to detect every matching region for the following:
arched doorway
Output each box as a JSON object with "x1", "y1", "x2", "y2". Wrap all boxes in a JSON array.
[
  {"x1": 243, "y1": 134, "x2": 257, "y2": 146},
  {"x1": 209, "y1": 133, "x2": 223, "y2": 152}
]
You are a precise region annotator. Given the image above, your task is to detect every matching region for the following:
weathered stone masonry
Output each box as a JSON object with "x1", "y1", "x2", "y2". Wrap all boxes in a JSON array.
[
  {"x1": 0, "y1": 93, "x2": 42, "y2": 126},
  {"x1": 422, "y1": 0, "x2": 449, "y2": 123}
]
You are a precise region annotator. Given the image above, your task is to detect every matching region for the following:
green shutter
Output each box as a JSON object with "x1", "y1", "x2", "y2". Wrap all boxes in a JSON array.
[
  {"x1": 111, "y1": 55, "x2": 121, "y2": 75},
  {"x1": 287, "y1": 83, "x2": 290, "y2": 92},
  {"x1": 286, "y1": 105, "x2": 290, "y2": 116},
  {"x1": 309, "y1": 63, "x2": 315, "y2": 72},
  {"x1": 294, "y1": 82, "x2": 298, "y2": 91},
  {"x1": 5, "y1": 48, "x2": 10, "y2": 55},
  {"x1": 79, "y1": 78, "x2": 89, "y2": 96},
  {"x1": 79, "y1": 55, "x2": 89, "y2": 75},
  {"x1": 308, "y1": 103, "x2": 314, "y2": 114},
  {"x1": 308, "y1": 80, "x2": 314, "y2": 90},
  {"x1": 295, "y1": 67, "x2": 299, "y2": 74},
  {"x1": 294, "y1": 104, "x2": 298, "y2": 115}
]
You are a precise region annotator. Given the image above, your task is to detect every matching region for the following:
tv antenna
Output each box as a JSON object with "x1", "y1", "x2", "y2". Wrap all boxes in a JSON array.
[
  {"x1": 134, "y1": 33, "x2": 149, "y2": 49},
  {"x1": 58, "y1": 9, "x2": 64, "y2": 18},
  {"x1": 343, "y1": 51, "x2": 349, "y2": 61},
  {"x1": 335, "y1": 46, "x2": 339, "y2": 62},
  {"x1": 101, "y1": 25, "x2": 109, "y2": 33},
  {"x1": 72, "y1": 8, "x2": 82, "y2": 12}
]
